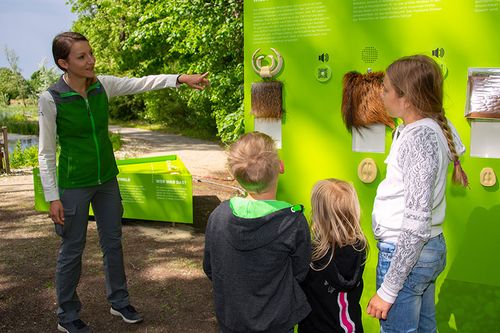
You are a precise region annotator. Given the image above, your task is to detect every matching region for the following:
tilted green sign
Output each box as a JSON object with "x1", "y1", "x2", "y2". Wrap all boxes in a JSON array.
[{"x1": 34, "y1": 155, "x2": 193, "y2": 224}]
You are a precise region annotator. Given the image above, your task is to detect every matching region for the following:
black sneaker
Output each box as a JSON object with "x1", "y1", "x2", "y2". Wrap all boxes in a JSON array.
[
  {"x1": 57, "y1": 319, "x2": 92, "y2": 333},
  {"x1": 110, "y1": 304, "x2": 144, "y2": 323}
]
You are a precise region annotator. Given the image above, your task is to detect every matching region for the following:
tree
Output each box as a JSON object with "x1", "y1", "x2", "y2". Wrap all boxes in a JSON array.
[
  {"x1": 29, "y1": 59, "x2": 60, "y2": 98},
  {"x1": 68, "y1": 0, "x2": 244, "y2": 143},
  {"x1": 0, "y1": 67, "x2": 24, "y2": 105},
  {"x1": 4, "y1": 47, "x2": 29, "y2": 106}
]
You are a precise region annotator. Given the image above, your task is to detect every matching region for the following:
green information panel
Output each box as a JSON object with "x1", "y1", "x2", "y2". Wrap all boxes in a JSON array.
[
  {"x1": 34, "y1": 155, "x2": 193, "y2": 224},
  {"x1": 245, "y1": 1, "x2": 500, "y2": 331}
]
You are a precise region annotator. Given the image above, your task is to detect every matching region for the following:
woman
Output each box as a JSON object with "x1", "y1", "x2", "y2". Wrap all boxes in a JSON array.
[
  {"x1": 366, "y1": 55, "x2": 468, "y2": 332},
  {"x1": 38, "y1": 31, "x2": 209, "y2": 333}
]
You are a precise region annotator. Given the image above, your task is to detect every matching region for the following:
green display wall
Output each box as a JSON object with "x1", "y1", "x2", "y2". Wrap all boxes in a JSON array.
[{"x1": 244, "y1": 1, "x2": 500, "y2": 331}]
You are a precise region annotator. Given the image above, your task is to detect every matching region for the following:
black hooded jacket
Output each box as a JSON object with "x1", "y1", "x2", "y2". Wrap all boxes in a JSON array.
[
  {"x1": 203, "y1": 200, "x2": 312, "y2": 333},
  {"x1": 298, "y1": 244, "x2": 366, "y2": 333}
]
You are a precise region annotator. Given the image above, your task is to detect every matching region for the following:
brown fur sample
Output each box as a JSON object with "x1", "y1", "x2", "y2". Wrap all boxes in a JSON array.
[
  {"x1": 342, "y1": 71, "x2": 394, "y2": 130},
  {"x1": 251, "y1": 81, "x2": 282, "y2": 118}
]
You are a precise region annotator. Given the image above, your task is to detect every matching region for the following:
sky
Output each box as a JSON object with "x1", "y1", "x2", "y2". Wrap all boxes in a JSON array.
[{"x1": 0, "y1": 0, "x2": 77, "y2": 79}]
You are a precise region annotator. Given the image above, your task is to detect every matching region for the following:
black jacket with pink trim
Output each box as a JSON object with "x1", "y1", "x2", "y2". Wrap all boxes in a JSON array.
[{"x1": 298, "y1": 244, "x2": 366, "y2": 333}]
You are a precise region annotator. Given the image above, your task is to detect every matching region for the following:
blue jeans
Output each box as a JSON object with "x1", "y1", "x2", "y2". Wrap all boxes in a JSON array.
[{"x1": 376, "y1": 234, "x2": 446, "y2": 333}]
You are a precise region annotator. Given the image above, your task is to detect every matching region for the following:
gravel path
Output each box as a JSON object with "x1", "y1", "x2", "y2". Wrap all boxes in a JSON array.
[{"x1": 110, "y1": 125, "x2": 230, "y2": 180}]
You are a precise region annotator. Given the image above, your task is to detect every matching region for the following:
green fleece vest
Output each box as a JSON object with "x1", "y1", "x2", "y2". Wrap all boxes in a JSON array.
[{"x1": 48, "y1": 77, "x2": 118, "y2": 189}]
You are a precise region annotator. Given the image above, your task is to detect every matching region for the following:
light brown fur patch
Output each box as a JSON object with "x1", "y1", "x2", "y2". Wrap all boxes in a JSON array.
[
  {"x1": 342, "y1": 71, "x2": 395, "y2": 130},
  {"x1": 251, "y1": 81, "x2": 282, "y2": 119}
]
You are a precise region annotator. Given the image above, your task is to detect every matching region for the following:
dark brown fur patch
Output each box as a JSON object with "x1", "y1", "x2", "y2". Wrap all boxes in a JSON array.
[
  {"x1": 342, "y1": 71, "x2": 395, "y2": 130},
  {"x1": 251, "y1": 81, "x2": 282, "y2": 118}
]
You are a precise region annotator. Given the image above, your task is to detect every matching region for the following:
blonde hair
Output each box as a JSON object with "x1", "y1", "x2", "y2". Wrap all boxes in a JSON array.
[
  {"x1": 227, "y1": 132, "x2": 280, "y2": 193},
  {"x1": 386, "y1": 55, "x2": 468, "y2": 187},
  {"x1": 310, "y1": 179, "x2": 367, "y2": 264}
]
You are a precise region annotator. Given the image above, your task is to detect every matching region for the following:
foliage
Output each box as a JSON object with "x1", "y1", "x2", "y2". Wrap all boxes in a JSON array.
[
  {"x1": 0, "y1": 93, "x2": 8, "y2": 106},
  {"x1": 1, "y1": 49, "x2": 59, "y2": 105},
  {"x1": 0, "y1": 104, "x2": 38, "y2": 119},
  {"x1": 108, "y1": 94, "x2": 144, "y2": 121},
  {"x1": 0, "y1": 105, "x2": 39, "y2": 135},
  {"x1": 9, "y1": 140, "x2": 39, "y2": 168},
  {"x1": 29, "y1": 61, "x2": 60, "y2": 98},
  {"x1": 0, "y1": 67, "x2": 25, "y2": 105},
  {"x1": 3, "y1": 47, "x2": 29, "y2": 105},
  {"x1": 108, "y1": 131, "x2": 122, "y2": 151},
  {"x1": 69, "y1": 0, "x2": 244, "y2": 143},
  {"x1": 0, "y1": 118, "x2": 38, "y2": 136}
]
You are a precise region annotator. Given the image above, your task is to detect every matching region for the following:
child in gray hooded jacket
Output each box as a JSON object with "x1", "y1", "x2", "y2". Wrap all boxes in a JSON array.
[{"x1": 203, "y1": 131, "x2": 311, "y2": 333}]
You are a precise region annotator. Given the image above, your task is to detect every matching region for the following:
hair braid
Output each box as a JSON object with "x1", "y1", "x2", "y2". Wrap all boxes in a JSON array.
[
  {"x1": 388, "y1": 55, "x2": 469, "y2": 188},
  {"x1": 435, "y1": 112, "x2": 469, "y2": 187}
]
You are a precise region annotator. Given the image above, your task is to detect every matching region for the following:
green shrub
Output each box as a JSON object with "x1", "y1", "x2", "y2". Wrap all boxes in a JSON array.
[
  {"x1": 108, "y1": 131, "x2": 122, "y2": 151},
  {"x1": 108, "y1": 95, "x2": 145, "y2": 121},
  {"x1": 9, "y1": 140, "x2": 39, "y2": 168}
]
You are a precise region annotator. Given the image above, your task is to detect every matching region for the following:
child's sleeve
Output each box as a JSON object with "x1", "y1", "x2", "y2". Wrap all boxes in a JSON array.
[
  {"x1": 292, "y1": 214, "x2": 312, "y2": 282},
  {"x1": 378, "y1": 127, "x2": 439, "y2": 304}
]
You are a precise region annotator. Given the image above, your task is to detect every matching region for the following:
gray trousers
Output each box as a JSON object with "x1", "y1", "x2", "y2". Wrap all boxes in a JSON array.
[{"x1": 55, "y1": 178, "x2": 129, "y2": 323}]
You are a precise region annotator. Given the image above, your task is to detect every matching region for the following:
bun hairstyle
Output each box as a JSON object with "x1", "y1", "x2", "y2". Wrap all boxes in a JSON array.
[
  {"x1": 386, "y1": 55, "x2": 468, "y2": 187},
  {"x1": 52, "y1": 32, "x2": 89, "y2": 71},
  {"x1": 227, "y1": 132, "x2": 280, "y2": 194}
]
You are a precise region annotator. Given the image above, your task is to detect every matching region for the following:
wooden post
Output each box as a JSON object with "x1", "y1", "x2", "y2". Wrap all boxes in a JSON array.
[
  {"x1": 0, "y1": 128, "x2": 4, "y2": 173},
  {"x1": 1, "y1": 127, "x2": 10, "y2": 174}
]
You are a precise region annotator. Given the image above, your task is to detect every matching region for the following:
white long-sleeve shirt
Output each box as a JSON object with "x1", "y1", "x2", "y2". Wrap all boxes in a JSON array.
[
  {"x1": 38, "y1": 74, "x2": 179, "y2": 201},
  {"x1": 372, "y1": 118, "x2": 465, "y2": 303}
]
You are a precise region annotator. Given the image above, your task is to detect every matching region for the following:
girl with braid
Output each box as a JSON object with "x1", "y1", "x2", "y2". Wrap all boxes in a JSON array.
[{"x1": 366, "y1": 55, "x2": 468, "y2": 333}]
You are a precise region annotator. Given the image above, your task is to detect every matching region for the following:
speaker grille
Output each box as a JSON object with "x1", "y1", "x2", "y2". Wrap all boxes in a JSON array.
[{"x1": 361, "y1": 46, "x2": 379, "y2": 64}]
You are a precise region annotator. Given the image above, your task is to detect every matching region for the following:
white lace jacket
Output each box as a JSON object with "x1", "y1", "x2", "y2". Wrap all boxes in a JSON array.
[{"x1": 372, "y1": 118, "x2": 465, "y2": 303}]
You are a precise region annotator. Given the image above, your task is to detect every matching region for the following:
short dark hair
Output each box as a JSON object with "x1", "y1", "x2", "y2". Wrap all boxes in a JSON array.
[{"x1": 52, "y1": 32, "x2": 88, "y2": 71}]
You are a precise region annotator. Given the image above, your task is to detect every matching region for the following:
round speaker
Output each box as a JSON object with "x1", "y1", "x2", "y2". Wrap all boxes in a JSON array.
[{"x1": 361, "y1": 46, "x2": 379, "y2": 64}]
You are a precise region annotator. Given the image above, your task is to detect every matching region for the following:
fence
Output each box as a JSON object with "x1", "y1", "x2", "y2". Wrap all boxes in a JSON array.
[{"x1": 0, "y1": 126, "x2": 10, "y2": 173}]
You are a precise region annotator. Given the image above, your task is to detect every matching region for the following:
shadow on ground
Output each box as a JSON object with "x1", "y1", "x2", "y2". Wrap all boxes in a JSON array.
[{"x1": 0, "y1": 175, "x2": 239, "y2": 333}]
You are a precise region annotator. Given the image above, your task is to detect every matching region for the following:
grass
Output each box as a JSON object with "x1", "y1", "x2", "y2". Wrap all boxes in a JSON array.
[
  {"x1": 0, "y1": 103, "x2": 38, "y2": 119},
  {"x1": 0, "y1": 104, "x2": 39, "y2": 135}
]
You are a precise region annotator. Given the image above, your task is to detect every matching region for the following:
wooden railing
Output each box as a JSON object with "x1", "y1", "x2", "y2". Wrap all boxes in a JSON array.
[{"x1": 0, "y1": 126, "x2": 10, "y2": 173}]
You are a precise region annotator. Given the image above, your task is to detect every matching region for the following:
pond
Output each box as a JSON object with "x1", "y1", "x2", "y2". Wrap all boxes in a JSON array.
[{"x1": 6, "y1": 133, "x2": 39, "y2": 155}]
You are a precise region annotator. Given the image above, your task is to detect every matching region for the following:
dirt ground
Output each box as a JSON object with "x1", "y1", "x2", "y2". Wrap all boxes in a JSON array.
[{"x1": 0, "y1": 129, "x2": 242, "y2": 333}]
